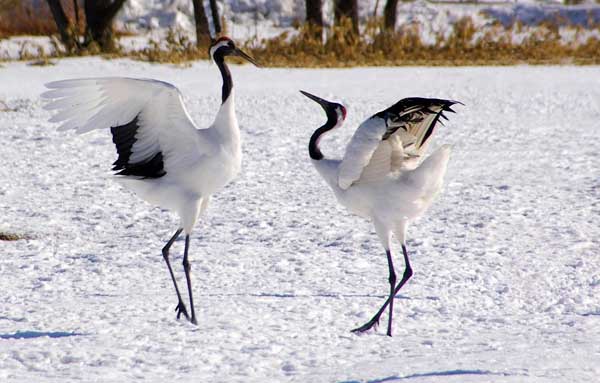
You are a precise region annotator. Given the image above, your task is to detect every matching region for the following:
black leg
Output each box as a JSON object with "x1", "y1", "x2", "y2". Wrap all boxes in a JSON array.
[
  {"x1": 352, "y1": 244, "x2": 413, "y2": 334},
  {"x1": 385, "y1": 250, "x2": 397, "y2": 337},
  {"x1": 182, "y1": 235, "x2": 197, "y2": 325},
  {"x1": 162, "y1": 228, "x2": 189, "y2": 321}
]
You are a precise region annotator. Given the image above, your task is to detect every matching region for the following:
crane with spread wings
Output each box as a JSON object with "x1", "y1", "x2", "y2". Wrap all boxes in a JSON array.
[
  {"x1": 301, "y1": 90, "x2": 461, "y2": 336},
  {"x1": 42, "y1": 37, "x2": 258, "y2": 325}
]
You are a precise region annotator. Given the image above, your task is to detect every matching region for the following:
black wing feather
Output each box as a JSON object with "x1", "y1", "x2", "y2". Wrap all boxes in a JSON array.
[
  {"x1": 110, "y1": 116, "x2": 166, "y2": 179},
  {"x1": 375, "y1": 97, "x2": 461, "y2": 146}
]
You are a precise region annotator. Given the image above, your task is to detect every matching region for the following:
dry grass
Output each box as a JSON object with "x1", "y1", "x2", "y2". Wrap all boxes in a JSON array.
[
  {"x1": 127, "y1": 28, "x2": 252, "y2": 65},
  {"x1": 28, "y1": 57, "x2": 56, "y2": 66},
  {"x1": 0, "y1": 100, "x2": 15, "y2": 111},
  {"x1": 0, "y1": 1, "x2": 133, "y2": 41},
  {"x1": 244, "y1": 17, "x2": 600, "y2": 67},
  {"x1": 1, "y1": 11, "x2": 599, "y2": 66},
  {"x1": 0, "y1": 0, "x2": 87, "y2": 38},
  {"x1": 0, "y1": 0, "x2": 57, "y2": 38},
  {"x1": 0, "y1": 231, "x2": 30, "y2": 241},
  {"x1": 129, "y1": 28, "x2": 208, "y2": 64},
  {"x1": 119, "y1": 16, "x2": 600, "y2": 67}
]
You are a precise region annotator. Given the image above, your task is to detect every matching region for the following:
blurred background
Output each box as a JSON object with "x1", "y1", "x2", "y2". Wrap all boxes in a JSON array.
[{"x1": 0, "y1": 0, "x2": 599, "y2": 65}]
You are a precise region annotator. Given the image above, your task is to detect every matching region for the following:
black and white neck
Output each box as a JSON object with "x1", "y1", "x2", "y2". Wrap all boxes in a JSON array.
[
  {"x1": 300, "y1": 90, "x2": 346, "y2": 161},
  {"x1": 209, "y1": 37, "x2": 258, "y2": 105},
  {"x1": 309, "y1": 110, "x2": 343, "y2": 161},
  {"x1": 210, "y1": 41, "x2": 235, "y2": 104}
]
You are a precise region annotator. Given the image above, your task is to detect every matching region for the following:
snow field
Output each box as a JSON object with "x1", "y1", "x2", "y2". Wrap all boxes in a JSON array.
[{"x1": 0, "y1": 59, "x2": 599, "y2": 382}]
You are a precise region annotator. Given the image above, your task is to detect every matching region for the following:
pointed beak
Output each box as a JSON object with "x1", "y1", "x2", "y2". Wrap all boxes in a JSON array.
[
  {"x1": 299, "y1": 90, "x2": 334, "y2": 111},
  {"x1": 235, "y1": 47, "x2": 260, "y2": 67}
]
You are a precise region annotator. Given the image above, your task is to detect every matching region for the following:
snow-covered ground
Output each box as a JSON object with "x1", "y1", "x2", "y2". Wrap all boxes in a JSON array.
[{"x1": 1, "y1": 59, "x2": 599, "y2": 382}]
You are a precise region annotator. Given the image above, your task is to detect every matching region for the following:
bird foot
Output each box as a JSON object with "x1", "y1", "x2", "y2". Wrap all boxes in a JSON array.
[
  {"x1": 175, "y1": 301, "x2": 190, "y2": 320},
  {"x1": 351, "y1": 317, "x2": 380, "y2": 334}
]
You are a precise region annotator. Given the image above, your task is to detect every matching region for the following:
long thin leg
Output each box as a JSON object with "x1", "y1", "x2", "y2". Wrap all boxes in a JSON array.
[
  {"x1": 182, "y1": 235, "x2": 197, "y2": 325},
  {"x1": 385, "y1": 250, "x2": 397, "y2": 337},
  {"x1": 162, "y1": 228, "x2": 189, "y2": 320},
  {"x1": 352, "y1": 244, "x2": 413, "y2": 334}
]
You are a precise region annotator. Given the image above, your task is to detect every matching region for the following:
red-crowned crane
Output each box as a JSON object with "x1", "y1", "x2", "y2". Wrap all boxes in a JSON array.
[
  {"x1": 301, "y1": 90, "x2": 461, "y2": 336},
  {"x1": 42, "y1": 37, "x2": 258, "y2": 325}
]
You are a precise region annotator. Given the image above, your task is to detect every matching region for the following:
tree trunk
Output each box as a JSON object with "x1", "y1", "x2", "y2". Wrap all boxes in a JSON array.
[
  {"x1": 73, "y1": 0, "x2": 81, "y2": 32},
  {"x1": 373, "y1": 0, "x2": 380, "y2": 18},
  {"x1": 305, "y1": 0, "x2": 323, "y2": 27},
  {"x1": 72, "y1": 0, "x2": 78, "y2": 26},
  {"x1": 192, "y1": 0, "x2": 211, "y2": 47},
  {"x1": 334, "y1": 0, "x2": 358, "y2": 34},
  {"x1": 84, "y1": 0, "x2": 127, "y2": 52},
  {"x1": 45, "y1": 0, "x2": 78, "y2": 51},
  {"x1": 209, "y1": 0, "x2": 221, "y2": 35},
  {"x1": 384, "y1": 0, "x2": 399, "y2": 31}
]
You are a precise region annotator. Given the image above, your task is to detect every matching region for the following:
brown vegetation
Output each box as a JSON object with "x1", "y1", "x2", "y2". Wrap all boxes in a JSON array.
[
  {"x1": 244, "y1": 18, "x2": 600, "y2": 67},
  {"x1": 0, "y1": 0, "x2": 60, "y2": 38},
  {"x1": 1, "y1": 5, "x2": 599, "y2": 66},
  {"x1": 130, "y1": 28, "x2": 209, "y2": 64},
  {"x1": 0, "y1": 231, "x2": 30, "y2": 241},
  {"x1": 127, "y1": 17, "x2": 600, "y2": 66}
]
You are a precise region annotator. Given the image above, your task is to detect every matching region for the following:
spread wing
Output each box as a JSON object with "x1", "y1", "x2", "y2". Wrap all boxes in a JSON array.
[
  {"x1": 42, "y1": 77, "x2": 212, "y2": 178},
  {"x1": 338, "y1": 97, "x2": 460, "y2": 189}
]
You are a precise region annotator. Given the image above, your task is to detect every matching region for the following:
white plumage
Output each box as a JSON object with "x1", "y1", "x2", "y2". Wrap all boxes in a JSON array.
[
  {"x1": 41, "y1": 37, "x2": 258, "y2": 325},
  {"x1": 43, "y1": 78, "x2": 230, "y2": 231},
  {"x1": 301, "y1": 90, "x2": 461, "y2": 336}
]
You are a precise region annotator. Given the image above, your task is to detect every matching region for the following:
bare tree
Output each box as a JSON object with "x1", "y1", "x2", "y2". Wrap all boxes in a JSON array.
[
  {"x1": 45, "y1": 0, "x2": 127, "y2": 52},
  {"x1": 192, "y1": 0, "x2": 210, "y2": 47},
  {"x1": 46, "y1": 0, "x2": 78, "y2": 51},
  {"x1": 305, "y1": 0, "x2": 323, "y2": 28},
  {"x1": 334, "y1": 0, "x2": 358, "y2": 34},
  {"x1": 73, "y1": 0, "x2": 80, "y2": 29},
  {"x1": 84, "y1": 0, "x2": 127, "y2": 52},
  {"x1": 372, "y1": 0, "x2": 380, "y2": 18},
  {"x1": 383, "y1": 0, "x2": 398, "y2": 31},
  {"x1": 209, "y1": 0, "x2": 221, "y2": 35}
]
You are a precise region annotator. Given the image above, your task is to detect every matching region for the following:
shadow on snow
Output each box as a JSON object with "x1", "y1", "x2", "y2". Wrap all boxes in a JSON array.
[
  {"x1": 0, "y1": 331, "x2": 85, "y2": 340},
  {"x1": 340, "y1": 369, "x2": 516, "y2": 383},
  {"x1": 196, "y1": 292, "x2": 426, "y2": 300}
]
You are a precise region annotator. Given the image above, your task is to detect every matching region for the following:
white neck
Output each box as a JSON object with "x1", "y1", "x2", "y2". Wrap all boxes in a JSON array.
[
  {"x1": 213, "y1": 88, "x2": 240, "y2": 145},
  {"x1": 312, "y1": 158, "x2": 342, "y2": 192}
]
